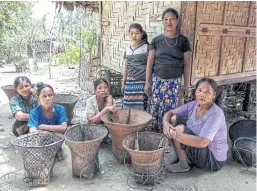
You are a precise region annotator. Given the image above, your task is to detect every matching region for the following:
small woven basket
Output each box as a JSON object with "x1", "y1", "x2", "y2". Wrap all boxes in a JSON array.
[
  {"x1": 101, "y1": 109, "x2": 152, "y2": 163},
  {"x1": 65, "y1": 124, "x2": 108, "y2": 179},
  {"x1": 123, "y1": 132, "x2": 168, "y2": 185}
]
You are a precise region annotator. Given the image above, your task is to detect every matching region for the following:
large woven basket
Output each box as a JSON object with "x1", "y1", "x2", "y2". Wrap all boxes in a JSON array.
[
  {"x1": 101, "y1": 109, "x2": 152, "y2": 164},
  {"x1": 65, "y1": 124, "x2": 108, "y2": 179},
  {"x1": 11, "y1": 132, "x2": 64, "y2": 187},
  {"x1": 1, "y1": 84, "x2": 35, "y2": 101},
  {"x1": 123, "y1": 132, "x2": 168, "y2": 185},
  {"x1": 53, "y1": 94, "x2": 79, "y2": 124}
]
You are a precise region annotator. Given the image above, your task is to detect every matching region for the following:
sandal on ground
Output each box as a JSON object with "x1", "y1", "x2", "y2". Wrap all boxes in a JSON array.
[{"x1": 164, "y1": 162, "x2": 191, "y2": 173}]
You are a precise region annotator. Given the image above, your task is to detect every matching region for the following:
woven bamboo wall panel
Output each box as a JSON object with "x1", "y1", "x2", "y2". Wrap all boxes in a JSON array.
[
  {"x1": 243, "y1": 37, "x2": 256, "y2": 72},
  {"x1": 192, "y1": 1, "x2": 256, "y2": 83},
  {"x1": 220, "y1": 37, "x2": 245, "y2": 75},
  {"x1": 192, "y1": 35, "x2": 221, "y2": 78},
  {"x1": 225, "y1": 2, "x2": 250, "y2": 26},
  {"x1": 196, "y1": 2, "x2": 225, "y2": 26},
  {"x1": 101, "y1": 1, "x2": 181, "y2": 73}
]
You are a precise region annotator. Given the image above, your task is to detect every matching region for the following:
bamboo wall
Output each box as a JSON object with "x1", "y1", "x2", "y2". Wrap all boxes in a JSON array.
[{"x1": 101, "y1": 1, "x2": 181, "y2": 74}]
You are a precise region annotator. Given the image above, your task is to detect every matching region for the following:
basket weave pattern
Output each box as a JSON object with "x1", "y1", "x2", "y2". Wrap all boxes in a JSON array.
[
  {"x1": 101, "y1": 109, "x2": 152, "y2": 164},
  {"x1": 65, "y1": 124, "x2": 108, "y2": 179},
  {"x1": 11, "y1": 132, "x2": 64, "y2": 186}
]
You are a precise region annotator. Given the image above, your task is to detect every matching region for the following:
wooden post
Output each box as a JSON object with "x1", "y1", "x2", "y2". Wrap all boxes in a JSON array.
[
  {"x1": 242, "y1": 83, "x2": 253, "y2": 111},
  {"x1": 105, "y1": 69, "x2": 111, "y2": 86},
  {"x1": 215, "y1": 86, "x2": 227, "y2": 108}
]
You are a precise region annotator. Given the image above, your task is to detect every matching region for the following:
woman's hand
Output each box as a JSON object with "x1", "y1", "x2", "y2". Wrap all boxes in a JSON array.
[
  {"x1": 163, "y1": 122, "x2": 176, "y2": 139},
  {"x1": 105, "y1": 95, "x2": 113, "y2": 104},
  {"x1": 181, "y1": 85, "x2": 190, "y2": 97},
  {"x1": 38, "y1": 124, "x2": 47, "y2": 131},
  {"x1": 144, "y1": 82, "x2": 152, "y2": 96},
  {"x1": 105, "y1": 105, "x2": 118, "y2": 114},
  {"x1": 30, "y1": 88, "x2": 37, "y2": 96}
]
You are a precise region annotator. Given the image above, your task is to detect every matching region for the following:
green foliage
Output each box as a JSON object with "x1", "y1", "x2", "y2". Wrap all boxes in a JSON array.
[
  {"x1": 82, "y1": 23, "x2": 98, "y2": 56},
  {"x1": 0, "y1": 1, "x2": 34, "y2": 63},
  {"x1": 55, "y1": 22, "x2": 99, "y2": 66},
  {"x1": 55, "y1": 43, "x2": 80, "y2": 66}
]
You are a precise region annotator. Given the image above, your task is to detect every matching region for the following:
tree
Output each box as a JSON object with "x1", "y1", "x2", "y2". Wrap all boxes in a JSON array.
[{"x1": 0, "y1": 2, "x2": 34, "y2": 67}]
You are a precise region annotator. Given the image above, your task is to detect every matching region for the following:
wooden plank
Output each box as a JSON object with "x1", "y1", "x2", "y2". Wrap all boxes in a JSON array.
[
  {"x1": 196, "y1": 24, "x2": 256, "y2": 37},
  {"x1": 242, "y1": 1, "x2": 255, "y2": 73},
  {"x1": 181, "y1": 2, "x2": 197, "y2": 87},
  {"x1": 181, "y1": 2, "x2": 197, "y2": 43},
  {"x1": 218, "y1": 1, "x2": 227, "y2": 76},
  {"x1": 191, "y1": 71, "x2": 256, "y2": 86}
]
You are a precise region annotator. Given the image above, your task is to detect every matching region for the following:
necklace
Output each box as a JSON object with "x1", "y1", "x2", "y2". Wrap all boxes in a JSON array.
[{"x1": 164, "y1": 35, "x2": 178, "y2": 48}]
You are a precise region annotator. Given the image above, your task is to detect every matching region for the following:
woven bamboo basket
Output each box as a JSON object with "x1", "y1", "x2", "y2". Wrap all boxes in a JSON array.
[
  {"x1": 11, "y1": 132, "x2": 64, "y2": 187},
  {"x1": 53, "y1": 94, "x2": 79, "y2": 124},
  {"x1": 101, "y1": 109, "x2": 152, "y2": 164},
  {"x1": 123, "y1": 132, "x2": 168, "y2": 185},
  {"x1": 65, "y1": 124, "x2": 108, "y2": 179}
]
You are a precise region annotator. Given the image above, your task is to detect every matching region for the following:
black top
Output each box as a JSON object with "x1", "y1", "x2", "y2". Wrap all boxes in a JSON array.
[
  {"x1": 149, "y1": 34, "x2": 191, "y2": 79},
  {"x1": 123, "y1": 43, "x2": 148, "y2": 81}
]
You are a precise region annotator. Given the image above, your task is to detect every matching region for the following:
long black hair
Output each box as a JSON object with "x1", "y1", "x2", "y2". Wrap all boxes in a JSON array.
[
  {"x1": 129, "y1": 23, "x2": 149, "y2": 44},
  {"x1": 162, "y1": 8, "x2": 179, "y2": 20}
]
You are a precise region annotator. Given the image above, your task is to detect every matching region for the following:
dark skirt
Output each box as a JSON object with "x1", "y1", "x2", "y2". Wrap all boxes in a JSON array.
[
  {"x1": 176, "y1": 116, "x2": 226, "y2": 171},
  {"x1": 12, "y1": 120, "x2": 29, "y2": 137}
]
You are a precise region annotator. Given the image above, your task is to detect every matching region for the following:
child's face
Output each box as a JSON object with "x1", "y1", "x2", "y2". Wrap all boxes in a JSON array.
[
  {"x1": 129, "y1": 28, "x2": 142, "y2": 44},
  {"x1": 95, "y1": 82, "x2": 109, "y2": 98}
]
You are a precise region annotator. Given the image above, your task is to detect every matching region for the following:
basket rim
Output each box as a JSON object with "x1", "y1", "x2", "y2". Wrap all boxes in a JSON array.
[
  {"x1": 65, "y1": 124, "x2": 108, "y2": 144},
  {"x1": 101, "y1": 108, "x2": 152, "y2": 127},
  {"x1": 1, "y1": 84, "x2": 35, "y2": 89},
  {"x1": 54, "y1": 93, "x2": 80, "y2": 102},
  {"x1": 122, "y1": 131, "x2": 169, "y2": 154},
  {"x1": 10, "y1": 131, "x2": 65, "y2": 148}
]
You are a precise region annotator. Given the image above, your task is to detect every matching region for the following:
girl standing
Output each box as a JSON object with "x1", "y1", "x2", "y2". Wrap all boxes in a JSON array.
[{"x1": 122, "y1": 23, "x2": 149, "y2": 110}]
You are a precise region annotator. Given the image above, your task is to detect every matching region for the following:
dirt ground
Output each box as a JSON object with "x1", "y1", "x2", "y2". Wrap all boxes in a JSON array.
[{"x1": 0, "y1": 64, "x2": 256, "y2": 191}]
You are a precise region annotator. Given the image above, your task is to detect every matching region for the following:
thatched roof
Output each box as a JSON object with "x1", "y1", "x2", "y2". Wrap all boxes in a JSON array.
[{"x1": 55, "y1": 1, "x2": 99, "y2": 12}]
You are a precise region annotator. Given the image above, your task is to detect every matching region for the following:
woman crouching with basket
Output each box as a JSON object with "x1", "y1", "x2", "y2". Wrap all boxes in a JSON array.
[
  {"x1": 163, "y1": 78, "x2": 228, "y2": 172},
  {"x1": 28, "y1": 82, "x2": 68, "y2": 160}
]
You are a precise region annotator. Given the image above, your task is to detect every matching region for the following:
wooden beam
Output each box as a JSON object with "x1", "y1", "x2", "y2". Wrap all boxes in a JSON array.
[
  {"x1": 191, "y1": 71, "x2": 256, "y2": 87},
  {"x1": 181, "y1": 1, "x2": 197, "y2": 88}
]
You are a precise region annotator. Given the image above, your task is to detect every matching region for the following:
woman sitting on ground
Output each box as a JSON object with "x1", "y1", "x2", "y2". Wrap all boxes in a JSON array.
[
  {"x1": 163, "y1": 78, "x2": 228, "y2": 172},
  {"x1": 28, "y1": 82, "x2": 68, "y2": 134},
  {"x1": 9, "y1": 76, "x2": 38, "y2": 137},
  {"x1": 85, "y1": 78, "x2": 117, "y2": 144}
]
